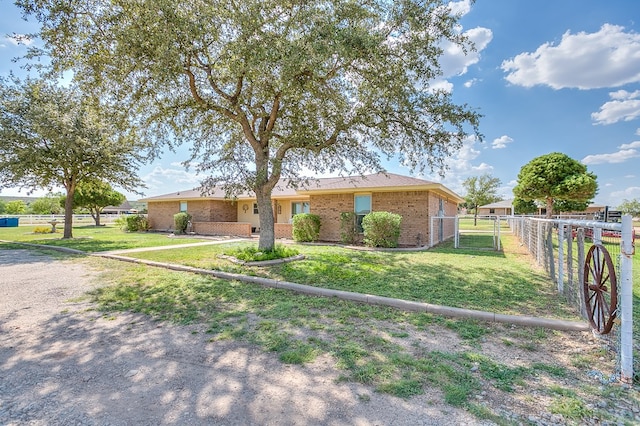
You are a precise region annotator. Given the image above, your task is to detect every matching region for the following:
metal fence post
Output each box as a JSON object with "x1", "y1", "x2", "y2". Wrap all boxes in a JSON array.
[
  {"x1": 577, "y1": 228, "x2": 586, "y2": 319},
  {"x1": 557, "y1": 224, "x2": 564, "y2": 293},
  {"x1": 619, "y1": 215, "x2": 634, "y2": 383},
  {"x1": 454, "y1": 216, "x2": 459, "y2": 248}
]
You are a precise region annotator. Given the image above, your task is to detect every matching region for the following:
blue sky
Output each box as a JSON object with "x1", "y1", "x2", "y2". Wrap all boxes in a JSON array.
[{"x1": 1, "y1": 0, "x2": 639, "y2": 207}]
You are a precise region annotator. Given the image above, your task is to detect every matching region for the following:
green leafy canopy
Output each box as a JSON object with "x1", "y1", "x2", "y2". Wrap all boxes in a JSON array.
[
  {"x1": 512, "y1": 152, "x2": 597, "y2": 218},
  {"x1": 18, "y1": 0, "x2": 482, "y2": 248},
  {"x1": 0, "y1": 77, "x2": 146, "y2": 237}
]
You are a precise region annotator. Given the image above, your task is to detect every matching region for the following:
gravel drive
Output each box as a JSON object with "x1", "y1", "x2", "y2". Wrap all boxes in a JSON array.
[{"x1": 0, "y1": 249, "x2": 485, "y2": 425}]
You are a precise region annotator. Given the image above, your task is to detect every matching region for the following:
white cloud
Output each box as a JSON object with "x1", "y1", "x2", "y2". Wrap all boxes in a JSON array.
[
  {"x1": 418, "y1": 135, "x2": 491, "y2": 195},
  {"x1": 464, "y1": 78, "x2": 479, "y2": 88},
  {"x1": 6, "y1": 34, "x2": 33, "y2": 46},
  {"x1": 472, "y1": 162, "x2": 493, "y2": 172},
  {"x1": 491, "y1": 135, "x2": 513, "y2": 149},
  {"x1": 592, "y1": 90, "x2": 640, "y2": 125},
  {"x1": 583, "y1": 149, "x2": 640, "y2": 165},
  {"x1": 142, "y1": 165, "x2": 201, "y2": 194},
  {"x1": 610, "y1": 186, "x2": 640, "y2": 201},
  {"x1": 447, "y1": 0, "x2": 472, "y2": 16},
  {"x1": 625, "y1": 174, "x2": 636, "y2": 178},
  {"x1": 619, "y1": 141, "x2": 640, "y2": 149},
  {"x1": 501, "y1": 24, "x2": 640, "y2": 90},
  {"x1": 582, "y1": 149, "x2": 640, "y2": 165},
  {"x1": 439, "y1": 26, "x2": 493, "y2": 78}
]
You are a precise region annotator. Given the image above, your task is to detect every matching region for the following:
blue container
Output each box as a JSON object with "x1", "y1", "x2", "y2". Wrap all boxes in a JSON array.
[
  {"x1": 6, "y1": 218, "x2": 18, "y2": 227},
  {"x1": 0, "y1": 218, "x2": 6, "y2": 227}
]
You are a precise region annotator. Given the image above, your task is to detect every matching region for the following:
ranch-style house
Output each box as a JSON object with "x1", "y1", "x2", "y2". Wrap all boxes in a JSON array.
[{"x1": 141, "y1": 172, "x2": 463, "y2": 247}]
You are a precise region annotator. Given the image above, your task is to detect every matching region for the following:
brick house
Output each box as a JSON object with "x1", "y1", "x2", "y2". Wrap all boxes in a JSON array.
[{"x1": 141, "y1": 172, "x2": 463, "y2": 247}]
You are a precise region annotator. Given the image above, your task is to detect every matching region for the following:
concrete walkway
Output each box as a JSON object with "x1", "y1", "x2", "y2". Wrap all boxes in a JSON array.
[
  {"x1": 100, "y1": 238, "x2": 249, "y2": 255},
  {"x1": 1, "y1": 239, "x2": 591, "y2": 332}
]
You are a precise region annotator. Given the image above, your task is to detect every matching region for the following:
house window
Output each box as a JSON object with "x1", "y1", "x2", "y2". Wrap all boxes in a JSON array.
[
  {"x1": 354, "y1": 194, "x2": 371, "y2": 232},
  {"x1": 253, "y1": 203, "x2": 259, "y2": 215},
  {"x1": 291, "y1": 201, "x2": 310, "y2": 216},
  {"x1": 489, "y1": 208, "x2": 495, "y2": 215},
  {"x1": 179, "y1": 201, "x2": 187, "y2": 212}
]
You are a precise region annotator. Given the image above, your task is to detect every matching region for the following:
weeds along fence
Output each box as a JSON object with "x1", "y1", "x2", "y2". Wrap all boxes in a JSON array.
[{"x1": 508, "y1": 215, "x2": 636, "y2": 384}]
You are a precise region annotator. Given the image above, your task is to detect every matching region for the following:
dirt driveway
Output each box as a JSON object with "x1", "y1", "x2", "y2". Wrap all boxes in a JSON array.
[{"x1": 0, "y1": 249, "x2": 484, "y2": 425}]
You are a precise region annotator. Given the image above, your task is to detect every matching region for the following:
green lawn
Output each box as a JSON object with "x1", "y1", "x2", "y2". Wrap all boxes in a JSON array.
[
  {"x1": 1, "y1": 226, "x2": 638, "y2": 420},
  {"x1": 120, "y1": 235, "x2": 576, "y2": 319},
  {"x1": 0, "y1": 223, "x2": 208, "y2": 252}
]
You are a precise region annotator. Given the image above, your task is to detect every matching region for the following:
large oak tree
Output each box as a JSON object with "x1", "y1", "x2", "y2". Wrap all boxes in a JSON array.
[
  {"x1": 0, "y1": 77, "x2": 145, "y2": 238},
  {"x1": 19, "y1": 0, "x2": 482, "y2": 250}
]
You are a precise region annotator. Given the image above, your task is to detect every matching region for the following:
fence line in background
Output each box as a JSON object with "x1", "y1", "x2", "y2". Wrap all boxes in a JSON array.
[{"x1": 0, "y1": 214, "x2": 129, "y2": 225}]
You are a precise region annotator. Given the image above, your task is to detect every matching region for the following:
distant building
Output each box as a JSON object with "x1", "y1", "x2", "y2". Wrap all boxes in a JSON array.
[{"x1": 477, "y1": 200, "x2": 513, "y2": 216}]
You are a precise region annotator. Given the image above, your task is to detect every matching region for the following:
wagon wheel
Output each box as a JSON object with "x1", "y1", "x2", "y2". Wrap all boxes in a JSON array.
[{"x1": 583, "y1": 244, "x2": 618, "y2": 334}]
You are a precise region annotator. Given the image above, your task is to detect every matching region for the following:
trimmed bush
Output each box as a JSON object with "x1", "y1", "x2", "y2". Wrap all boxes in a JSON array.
[
  {"x1": 362, "y1": 211, "x2": 402, "y2": 248},
  {"x1": 340, "y1": 211, "x2": 358, "y2": 244},
  {"x1": 292, "y1": 213, "x2": 321, "y2": 242},
  {"x1": 116, "y1": 214, "x2": 150, "y2": 232},
  {"x1": 174, "y1": 212, "x2": 192, "y2": 234}
]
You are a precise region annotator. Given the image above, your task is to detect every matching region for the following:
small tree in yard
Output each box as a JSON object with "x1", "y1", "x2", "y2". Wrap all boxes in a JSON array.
[
  {"x1": 31, "y1": 193, "x2": 63, "y2": 215},
  {"x1": 72, "y1": 180, "x2": 126, "y2": 226},
  {"x1": 19, "y1": 0, "x2": 482, "y2": 251},
  {"x1": 0, "y1": 77, "x2": 145, "y2": 238},
  {"x1": 462, "y1": 174, "x2": 502, "y2": 225},
  {"x1": 5, "y1": 200, "x2": 27, "y2": 215},
  {"x1": 618, "y1": 198, "x2": 640, "y2": 217},
  {"x1": 362, "y1": 211, "x2": 402, "y2": 248},
  {"x1": 513, "y1": 152, "x2": 597, "y2": 219}
]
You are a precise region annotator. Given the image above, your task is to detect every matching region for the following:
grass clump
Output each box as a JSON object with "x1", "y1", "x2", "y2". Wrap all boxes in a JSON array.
[{"x1": 224, "y1": 244, "x2": 299, "y2": 262}]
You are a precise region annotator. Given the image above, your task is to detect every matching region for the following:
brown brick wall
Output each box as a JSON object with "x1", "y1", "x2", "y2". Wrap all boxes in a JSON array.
[
  {"x1": 147, "y1": 200, "x2": 237, "y2": 231},
  {"x1": 309, "y1": 193, "x2": 354, "y2": 243},
  {"x1": 193, "y1": 222, "x2": 251, "y2": 237},
  {"x1": 374, "y1": 191, "x2": 430, "y2": 246},
  {"x1": 275, "y1": 223, "x2": 293, "y2": 239},
  {"x1": 310, "y1": 191, "x2": 438, "y2": 246},
  {"x1": 147, "y1": 201, "x2": 179, "y2": 230}
]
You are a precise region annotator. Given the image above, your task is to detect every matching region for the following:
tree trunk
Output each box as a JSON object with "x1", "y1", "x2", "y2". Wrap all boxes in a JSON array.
[
  {"x1": 63, "y1": 188, "x2": 75, "y2": 239},
  {"x1": 256, "y1": 188, "x2": 275, "y2": 251},
  {"x1": 545, "y1": 197, "x2": 554, "y2": 219},
  {"x1": 90, "y1": 206, "x2": 101, "y2": 226},
  {"x1": 473, "y1": 204, "x2": 478, "y2": 226}
]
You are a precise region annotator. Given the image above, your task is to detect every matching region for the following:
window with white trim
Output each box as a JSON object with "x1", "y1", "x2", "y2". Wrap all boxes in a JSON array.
[{"x1": 179, "y1": 201, "x2": 187, "y2": 212}]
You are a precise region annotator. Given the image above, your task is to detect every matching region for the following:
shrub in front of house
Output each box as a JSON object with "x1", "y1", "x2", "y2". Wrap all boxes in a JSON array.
[
  {"x1": 292, "y1": 213, "x2": 321, "y2": 242},
  {"x1": 116, "y1": 214, "x2": 150, "y2": 232},
  {"x1": 340, "y1": 211, "x2": 358, "y2": 244},
  {"x1": 362, "y1": 211, "x2": 402, "y2": 248},
  {"x1": 174, "y1": 212, "x2": 192, "y2": 234}
]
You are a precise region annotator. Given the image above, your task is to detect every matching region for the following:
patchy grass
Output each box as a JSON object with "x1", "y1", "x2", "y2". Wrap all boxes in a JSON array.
[
  {"x1": 123, "y1": 235, "x2": 578, "y2": 319},
  {"x1": 0, "y1": 224, "x2": 208, "y2": 252}
]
